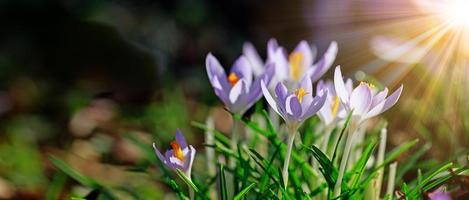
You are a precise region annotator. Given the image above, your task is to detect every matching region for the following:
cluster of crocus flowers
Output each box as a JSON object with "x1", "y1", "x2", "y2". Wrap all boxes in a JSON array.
[
  {"x1": 153, "y1": 129, "x2": 196, "y2": 177},
  {"x1": 243, "y1": 39, "x2": 338, "y2": 88}
]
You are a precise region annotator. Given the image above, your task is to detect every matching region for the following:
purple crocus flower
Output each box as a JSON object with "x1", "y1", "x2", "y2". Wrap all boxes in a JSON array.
[
  {"x1": 206, "y1": 53, "x2": 274, "y2": 115},
  {"x1": 261, "y1": 76, "x2": 327, "y2": 130},
  {"x1": 428, "y1": 187, "x2": 452, "y2": 200},
  {"x1": 243, "y1": 38, "x2": 338, "y2": 87},
  {"x1": 316, "y1": 79, "x2": 352, "y2": 126},
  {"x1": 153, "y1": 129, "x2": 196, "y2": 176},
  {"x1": 333, "y1": 66, "x2": 403, "y2": 123}
]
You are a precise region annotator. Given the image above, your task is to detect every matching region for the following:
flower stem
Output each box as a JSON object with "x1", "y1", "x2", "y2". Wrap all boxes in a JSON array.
[
  {"x1": 386, "y1": 162, "x2": 398, "y2": 199},
  {"x1": 189, "y1": 187, "x2": 195, "y2": 200},
  {"x1": 333, "y1": 126, "x2": 356, "y2": 198},
  {"x1": 229, "y1": 118, "x2": 241, "y2": 168},
  {"x1": 282, "y1": 128, "x2": 297, "y2": 189}
]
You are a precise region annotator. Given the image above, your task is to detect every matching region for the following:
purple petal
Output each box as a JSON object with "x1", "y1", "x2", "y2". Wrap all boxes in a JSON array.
[
  {"x1": 285, "y1": 95, "x2": 302, "y2": 120},
  {"x1": 206, "y1": 53, "x2": 230, "y2": 91},
  {"x1": 334, "y1": 66, "x2": 350, "y2": 104},
  {"x1": 229, "y1": 79, "x2": 247, "y2": 104},
  {"x1": 165, "y1": 150, "x2": 179, "y2": 169},
  {"x1": 267, "y1": 38, "x2": 279, "y2": 61},
  {"x1": 310, "y1": 41, "x2": 338, "y2": 82},
  {"x1": 231, "y1": 56, "x2": 253, "y2": 87},
  {"x1": 175, "y1": 129, "x2": 187, "y2": 149},
  {"x1": 294, "y1": 40, "x2": 314, "y2": 69},
  {"x1": 350, "y1": 83, "x2": 373, "y2": 116},
  {"x1": 271, "y1": 48, "x2": 289, "y2": 81},
  {"x1": 246, "y1": 63, "x2": 274, "y2": 107},
  {"x1": 371, "y1": 88, "x2": 388, "y2": 108},
  {"x1": 302, "y1": 90, "x2": 327, "y2": 118},
  {"x1": 183, "y1": 145, "x2": 196, "y2": 173},
  {"x1": 381, "y1": 85, "x2": 403, "y2": 113},
  {"x1": 243, "y1": 42, "x2": 264, "y2": 76},
  {"x1": 211, "y1": 76, "x2": 230, "y2": 105},
  {"x1": 261, "y1": 81, "x2": 281, "y2": 116},
  {"x1": 153, "y1": 143, "x2": 167, "y2": 164},
  {"x1": 275, "y1": 82, "x2": 288, "y2": 102},
  {"x1": 298, "y1": 75, "x2": 313, "y2": 94}
]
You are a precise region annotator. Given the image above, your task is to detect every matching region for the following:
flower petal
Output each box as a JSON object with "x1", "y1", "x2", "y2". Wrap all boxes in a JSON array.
[
  {"x1": 371, "y1": 88, "x2": 388, "y2": 108},
  {"x1": 243, "y1": 42, "x2": 264, "y2": 76},
  {"x1": 381, "y1": 84, "x2": 403, "y2": 113},
  {"x1": 294, "y1": 40, "x2": 314, "y2": 69},
  {"x1": 310, "y1": 41, "x2": 338, "y2": 82},
  {"x1": 286, "y1": 95, "x2": 302, "y2": 119},
  {"x1": 350, "y1": 83, "x2": 373, "y2": 116},
  {"x1": 153, "y1": 143, "x2": 167, "y2": 164},
  {"x1": 334, "y1": 66, "x2": 350, "y2": 103},
  {"x1": 183, "y1": 145, "x2": 196, "y2": 173},
  {"x1": 275, "y1": 81, "x2": 288, "y2": 102},
  {"x1": 267, "y1": 38, "x2": 279, "y2": 61},
  {"x1": 271, "y1": 48, "x2": 289, "y2": 81},
  {"x1": 175, "y1": 129, "x2": 187, "y2": 149},
  {"x1": 206, "y1": 53, "x2": 230, "y2": 91},
  {"x1": 229, "y1": 79, "x2": 246, "y2": 104},
  {"x1": 261, "y1": 81, "x2": 280, "y2": 115},
  {"x1": 231, "y1": 56, "x2": 253, "y2": 87},
  {"x1": 211, "y1": 76, "x2": 230, "y2": 105},
  {"x1": 302, "y1": 90, "x2": 327, "y2": 118}
]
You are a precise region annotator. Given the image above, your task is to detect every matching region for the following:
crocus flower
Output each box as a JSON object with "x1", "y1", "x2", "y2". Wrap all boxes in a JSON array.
[
  {"x1": 153, "y1": 129, "x2": 196, "y2": 176},
  {"x1": 243, "y1": 38, "x2": 338, "y2": 87},
  {"x1": 261, "y1": 76, "x2": 327, "y2": 131},
  {"x1": 316, "y1": 79, "x2": 352, "y2": 126},
  {"x1": 333, "y1": 66, "x2": 403, "y2": 123},
  {"x1": 428, "y1": 189, "x2": 452, "y2": 200},
  {"x1": 206, "y1": 53, "x2": 274, "y2": 115}
]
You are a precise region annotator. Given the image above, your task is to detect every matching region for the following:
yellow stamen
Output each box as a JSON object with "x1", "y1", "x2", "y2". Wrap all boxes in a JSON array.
[
  {"x1": 361, "y1": 81, "x2": 375, "y2": 89},
  {"x1": 228, "y1": 72, "x2": 239, "y2": 86},
  {"x1": 170, "y1": 141, "x2": 185, "y2": 162},
  {"x1": 289, "y1": 52, "x2": 303, "y2": 81},
  {"x1": 331, "y1": 96, "x2": 340, "y2": 118},
  {"x1": 294, "y1": 87, "x2": 308, "y2": 103}
]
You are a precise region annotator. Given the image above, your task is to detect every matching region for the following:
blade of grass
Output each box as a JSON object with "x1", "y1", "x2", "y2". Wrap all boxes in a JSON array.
[{"x1": 233, "y1": 183, "x2": 256, "y2": 200}]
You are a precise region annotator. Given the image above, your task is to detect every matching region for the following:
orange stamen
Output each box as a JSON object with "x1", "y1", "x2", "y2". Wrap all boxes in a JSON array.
[
  {"x1": 228, "y1": 72, "x2": 239, "y2": 86},
  {"x1": 170, "y1": 141, "x2": 185, "y2": 162}
]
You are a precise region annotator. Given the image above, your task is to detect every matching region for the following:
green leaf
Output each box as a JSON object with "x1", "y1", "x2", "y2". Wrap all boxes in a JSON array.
[
  {"x1": 49, "y1": 156, "x2": 98, "y2": 187},
  {"x1": 233, "y1": 183, "x2": 256, "y2": 200},
  {"x1": 307, "y1": 145, "x2": 338, "y2": 189},
  {"x1": 45, "y1": 172, "x2": 67, "y2": 200},
  {"x1": 175, "y1": 169, "x2": 199, "y2": 193},
  {"x1": 350, "y1": 138, "x2": 378, "y2": 189},
  {"x1": 219, "y1": 164, "x2": 228, "y2": 200}
]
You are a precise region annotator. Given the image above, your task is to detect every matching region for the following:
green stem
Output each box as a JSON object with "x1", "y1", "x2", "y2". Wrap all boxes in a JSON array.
[
  {"x1": 333, "y1": 126, "x2": 356, "y2": 198},
  {"x1": 229, "y1": 119, "x2": 241, "y2": 168},
  {"x1": 282, "y1": 127, "x2": 297, "y2": 189},
  {"x1": 189, "y1": 187, "x2": 195, "y2": 200},
  {"x1": 320, "y1": 125, "x2": 334, "y2": 157}
]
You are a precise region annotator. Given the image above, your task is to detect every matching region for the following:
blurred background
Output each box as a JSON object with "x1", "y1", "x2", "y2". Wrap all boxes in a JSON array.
[{"x1": 0, "y1": 0, "x2": 467, "y2": 199}]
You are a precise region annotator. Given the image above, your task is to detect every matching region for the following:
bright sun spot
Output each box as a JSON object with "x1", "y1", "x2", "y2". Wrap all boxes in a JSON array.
[{"x1": 442, "y1": 0, "x2": 469, "y2": 27}]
